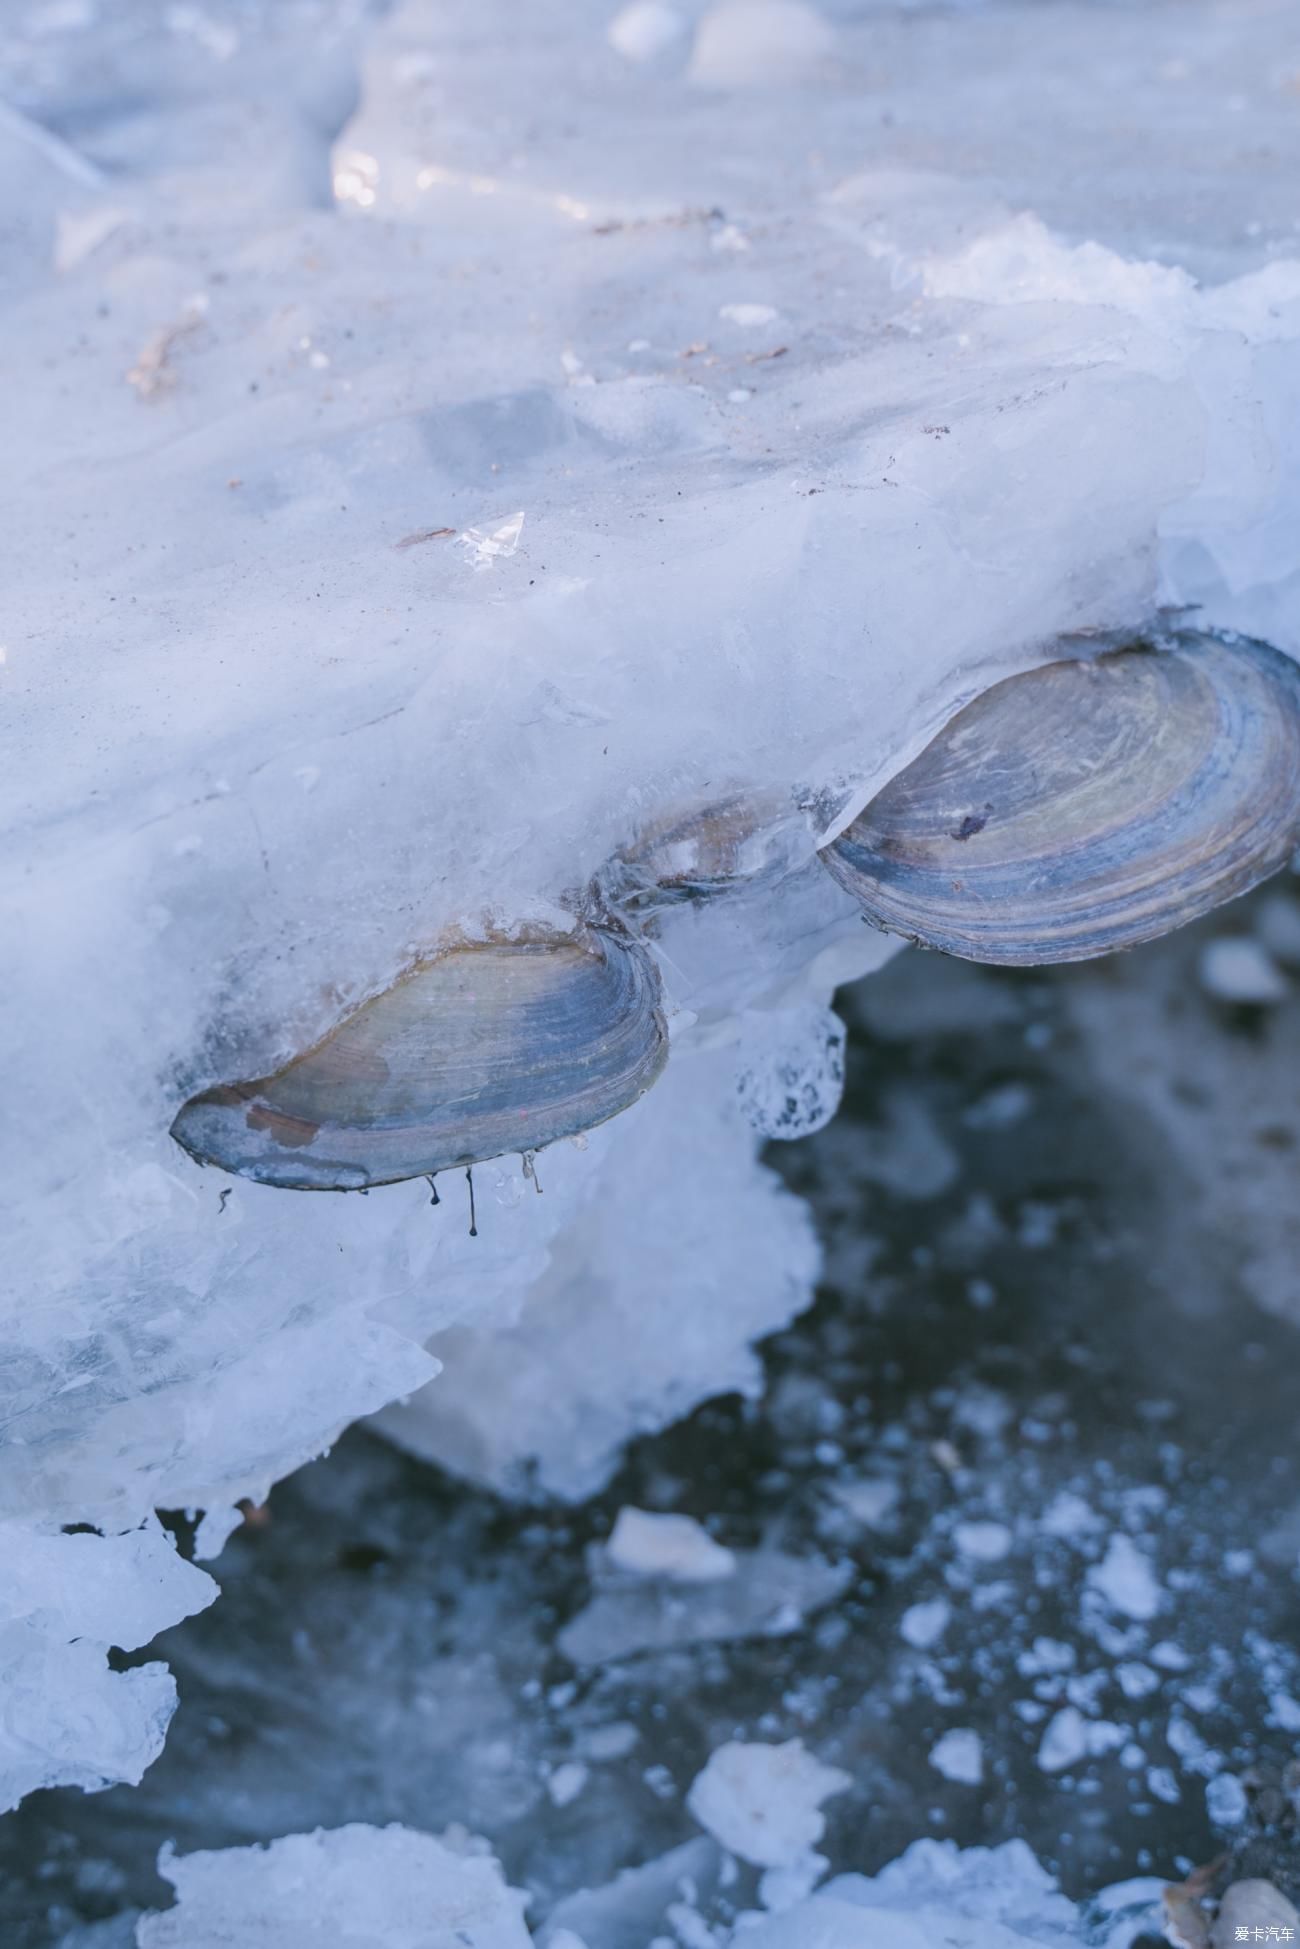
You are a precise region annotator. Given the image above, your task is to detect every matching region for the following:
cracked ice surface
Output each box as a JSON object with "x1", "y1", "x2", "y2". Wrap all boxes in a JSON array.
[{"x1": 5, "y1": 0, "x2": 1300, "y2": 1810}]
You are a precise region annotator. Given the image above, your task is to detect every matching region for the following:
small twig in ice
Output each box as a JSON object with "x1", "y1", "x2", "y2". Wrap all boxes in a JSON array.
[
  {"x1": 218, "y1": 1188, "x2": 232, "y2": 1214},
  {"x1": 465, "y1": 1167, "x2": 478, "y2": 1237},
  {"x1": 522, "y1": 1150, "x2": 543, "y2": 1194},
  {"x1": 425, "y1": 1174, "x2": 440, "y2": 1206},
  {"x1": 395, "y1": 527, "x2": 456, "y2": 550}
]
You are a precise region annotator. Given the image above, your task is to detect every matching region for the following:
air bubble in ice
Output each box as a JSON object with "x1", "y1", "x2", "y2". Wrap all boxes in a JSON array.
[{"x1": 733, "y1": 1005, "x2": 846, "y2": 1141}]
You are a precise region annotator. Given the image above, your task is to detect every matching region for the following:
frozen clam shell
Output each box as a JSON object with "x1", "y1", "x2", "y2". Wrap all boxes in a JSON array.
[
  {"x1": 171, "y1": 927, "x2": 668, "y2": 1190},
  {"x1": 821, "y1": 630, "x2": 1300, "y2": 967},
  {"x1": 602, "y1": 789, "x2": 803, "y2": 913}
]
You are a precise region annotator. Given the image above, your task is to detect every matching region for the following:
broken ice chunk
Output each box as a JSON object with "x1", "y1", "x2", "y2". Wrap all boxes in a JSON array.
[
  {"x1": 558, "y1": 1546, "x2": 850, "y2": 1665},
  {"x1": 1266, "y1": 1690, "x2": 1300, "y2": 1733},
  {"x1": 1205, "y1": 1772, "x2": 1248, "y2": 1827},
  {"x1": 1017, "y1": 1637, "x2": 1076, "y2": 1679},
  {"x1": 1037, "y1": 1706, "x2": 1089, "y2": 1774},
  {"x1": 1040, "y1": 1491, "x2": 1103, "y2": 1543},
  {"x1": 1086, "y1": 1534, "x2": 1162, "y2": 1622},
  {"x1": 542, "y1": 1838, "x2": 724, "y2": 1947},
  {"x1": 0, "y1": 1519, "x2": 216, "y2": 1813},
  {"x1": 1115, "y1": 1661, "x2": 1160, "y2": 1700},
  {"x1": 953, "y1": 1520, "x2": 1013, "y2": 1564},
  {"x1": 1255, "y1": 892, "x2": 1300, "y2": 969},
  {"x1": 686, "y1": 1738, "x2": 850, "y2": 1869},
  {"x1": 831, "y1": 1476, "x2": 900, "y2": 1530},
  {"x1": 605, "y1": 1507, "x2": 737, "y2": 1583},
  {"x1": 192, "y1": 1506, "x2": 244, "y2": 1562},
  {"x1": 1199, "y1": 935, "x2": 1290, "y2": 1004},
  {"x1": 546, "y1": 1761, "x2": 590, "y2": 1808},
  {"x1": 900, "y1": 1598, "x2": 951, "y2": 1651},
  {"x1": 928, "y1": 1729, "x2": 984, "y2": 1786},
  {"x1": 458, "y1": 510, "x2": 526, "y2": 569},
  {"x1": 134, "y1": 1824, "x2": 532, "y2": 1947}
]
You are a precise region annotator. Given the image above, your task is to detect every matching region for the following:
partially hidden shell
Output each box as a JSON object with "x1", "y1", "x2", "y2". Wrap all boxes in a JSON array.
[
  {"x1": 821, "y1": 630, "x2": 1300, "y2": 967},
  {"x1": 601, "y1": 789, "x2": 803, "y2": 914},
  {"x1": 171, "y1": 927, "x2": 668, "y2": 1190}
]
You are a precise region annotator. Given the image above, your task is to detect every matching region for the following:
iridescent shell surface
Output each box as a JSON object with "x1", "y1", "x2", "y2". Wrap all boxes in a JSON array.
[
  {"x1": 821, "y1": 630, "x2": 1300, "y2": 967},
  {"x1": 172, "y1": 928, "x2": 668, "y2": 1190}
]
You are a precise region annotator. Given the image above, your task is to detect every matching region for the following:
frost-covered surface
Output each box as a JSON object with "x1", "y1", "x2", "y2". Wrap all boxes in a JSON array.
[{"x1": 6, "y1": 0, "x2": 1300, "y2": 1822}]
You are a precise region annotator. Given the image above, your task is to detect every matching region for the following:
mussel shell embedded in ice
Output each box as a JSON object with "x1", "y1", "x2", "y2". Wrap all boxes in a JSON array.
[
  {"x1": 171, "y1": 928, "x2": 668, "y2": 1190},
  {"x1": 600, "y1": 790, "x2": 802, "y2": 914},
  {"x1": 821, "y1": 630, "x2": 1300, "y2": 967}
]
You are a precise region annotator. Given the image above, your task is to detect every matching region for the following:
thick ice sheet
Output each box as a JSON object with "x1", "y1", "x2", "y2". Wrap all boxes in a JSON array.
[{"x1": 5, "y1": 0, "x2": 1300, "y2": 1808}]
